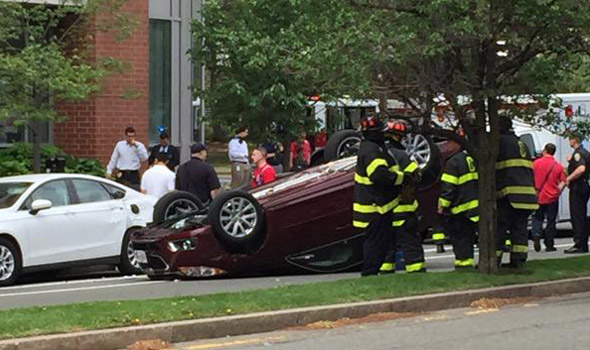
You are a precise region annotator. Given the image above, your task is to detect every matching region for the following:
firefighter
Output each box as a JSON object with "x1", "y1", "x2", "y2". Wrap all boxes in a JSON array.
[
  {"x1": 496, "y1": 115, "x2": 538, "y2": 268},
  {"x1": 431, "y1": 221, "x2": 447, "y2": 253},
  {"x1": 438, "y1": 132, "x2": 478, "y2": 269},
  {"x1": 564, "y1": 131, "x2": 590, "y2": 254},
  {"x1": 378, "y1": 120, "x2": 426, "y2": 274},
  {"x1": 354, "y1": 115, "x2": 405, "y2": 276}
]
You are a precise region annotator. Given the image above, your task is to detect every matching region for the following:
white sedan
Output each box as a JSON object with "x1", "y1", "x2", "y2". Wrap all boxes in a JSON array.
[{"x1": 0, "y1": 174, "x2": 157, "y2": 286}]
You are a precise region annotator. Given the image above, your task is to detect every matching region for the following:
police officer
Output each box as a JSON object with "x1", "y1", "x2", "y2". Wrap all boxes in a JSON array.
[
  {"x1": 564, "y1": 132, "x2": 590, "y2": 254},
  {"x1": 354, "y1": 115, "x2": 405, "y2": 276},
  {"x1": 378, "y1": 120, "x2": 426, "y2": 274},
  {"x1": 496, "y1": 116, "x2": 538, "y2": 268},
  {"x1": 438, "y1": 133, "x2": 479, "y2": 269},
  {"x1": 176, "y1": 143, "x2": 221, "y2": 204}
]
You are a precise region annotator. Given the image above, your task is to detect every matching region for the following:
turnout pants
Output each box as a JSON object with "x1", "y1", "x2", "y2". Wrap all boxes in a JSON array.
[
  {"x1": 380, "y1": 215, "x2": 426, "y2": 273},
  {"x1": 362, "y1": 212, "x2": 394, "y2": 276},
  {"x1": 445, "y1": 216, "x2": 476, "y2": 267},
  {"x1": 497, "y1": 199, "x2": 531, "y2": 265},
  {"x1": 569, "y1": 182, "x2": 590, "y2": 251}
]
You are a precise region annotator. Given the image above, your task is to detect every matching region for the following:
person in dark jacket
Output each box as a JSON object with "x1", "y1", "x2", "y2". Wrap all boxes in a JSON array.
[
  {"x1": 438, "y1": 135, "x2": 479, "y2": 269},
  {"x1": 496, "y1": 115, "x2": 538, "y2": 268},
  {"x1": 176, "y1": 143, "x2": 221, "y2": 204},
  {"x1": 564, "y1": 132, "x2": 590, "y2": 254},
  {"x1": 379, "y1": 120, "x2": 425, "y2": 274},
  {"x1": 148, "y1": 132, "x2": 180, "y2": 171},
  {"x1": 354, "y1": 115, "x2": 405, "y2": 276}
]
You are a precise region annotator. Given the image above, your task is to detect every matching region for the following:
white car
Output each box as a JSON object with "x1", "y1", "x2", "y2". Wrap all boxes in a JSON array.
[{"x1": 0, "y1": 174, "x2": 157, "y2": 286}]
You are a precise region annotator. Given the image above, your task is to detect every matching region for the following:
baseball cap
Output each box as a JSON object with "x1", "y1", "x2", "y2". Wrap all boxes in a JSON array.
[{"x1": 190, "y1": 143, "x2": 207, "y2": 154}]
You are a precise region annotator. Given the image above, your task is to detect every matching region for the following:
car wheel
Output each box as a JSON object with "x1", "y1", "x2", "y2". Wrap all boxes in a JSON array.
[
  {"x1": 401, "y1": 134, "x2": 442, "y2": 188},
  {"x1": 153, "y1": 191, "x2": 204, "y2": 223},
  {"x1": 323, "y1": 130, "x2": 362, "y2": 162},
  {"x1": 0, "y1": 238, "x2": 21, "y2": 287},
  {"x1": 207, "y1": 190, "x2": 264, "y2": 253},
  {"x1": 118, "y1": 228, "x2": 143, "y2": 275}
]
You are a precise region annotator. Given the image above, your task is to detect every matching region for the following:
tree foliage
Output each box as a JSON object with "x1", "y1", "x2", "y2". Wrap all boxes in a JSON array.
[
  {"x1": 192, "y1": 0, "x2": 377, "y2": 141},
  {"x1": 0, "y1": 0, "x2": 136, "y2": 172}
]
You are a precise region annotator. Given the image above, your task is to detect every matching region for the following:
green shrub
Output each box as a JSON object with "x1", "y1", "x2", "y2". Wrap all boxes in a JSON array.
[{"x1": 0, "y1": 143, "x2": 105, "y2": 177}]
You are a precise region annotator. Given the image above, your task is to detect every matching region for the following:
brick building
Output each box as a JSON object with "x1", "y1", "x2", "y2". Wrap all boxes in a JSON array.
[{"x1": 1, "y1": 0, "x2": 202, "y2": 165}]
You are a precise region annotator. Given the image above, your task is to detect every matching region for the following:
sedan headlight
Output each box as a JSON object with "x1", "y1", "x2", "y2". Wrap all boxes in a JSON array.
[{"x1": 167, "y1": 238, "x2": 197, "y2": 252}]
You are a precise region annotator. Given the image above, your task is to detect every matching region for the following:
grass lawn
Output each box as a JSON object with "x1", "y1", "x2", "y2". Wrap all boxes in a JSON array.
[{"x1": 3, "y1": 256, "x2": 590, "y2": 340}]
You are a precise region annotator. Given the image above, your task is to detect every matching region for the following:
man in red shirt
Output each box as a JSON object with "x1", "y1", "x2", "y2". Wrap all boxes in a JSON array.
[
  {"x1": 251, "y1": 147, "x2": 277, "y2": 189},
  {"x1": 532, "y1": 143, "x2": 566, "y2": 252},
  {"x1": 290, "y1": 131, "x2": 312, "y2": 172}
]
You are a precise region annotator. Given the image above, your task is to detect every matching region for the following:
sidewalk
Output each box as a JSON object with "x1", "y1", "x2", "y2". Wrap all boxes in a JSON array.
[{"x1": 2, "y1": 277, "x2": 589, "y2": 350}]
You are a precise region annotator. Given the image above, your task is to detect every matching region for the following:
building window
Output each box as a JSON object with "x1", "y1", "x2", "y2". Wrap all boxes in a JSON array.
[{"x1": 149, "y1": 19, "x2": 172, "y2": 145}]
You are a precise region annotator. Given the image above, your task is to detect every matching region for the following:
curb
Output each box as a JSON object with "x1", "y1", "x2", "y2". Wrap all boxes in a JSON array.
[{"x1": 2, "y1": 277, "x2": 590, "y2": 350}]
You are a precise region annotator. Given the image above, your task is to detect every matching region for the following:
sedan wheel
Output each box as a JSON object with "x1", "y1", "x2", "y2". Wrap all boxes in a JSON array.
[
  {"x1": 0, "y1": 238, "x2": 21, "y2": 286},
  {"x1": 219, "y1": 197, "x2": 258, "y2": 239},
  {"x1": 401, "y1": 134, "x2": 431, "y2": 169},
  {"x1": 208, "y1": 190, "x2": 265, "y2": 253},
  {"x1": 0, "y1": 246, "x2": 15, "y2": 281},
  {"x1": 126, "y1": 240, "x2": 139, "y2": 269},
  {"x1": 164, "y1": 198, "x2": 200, "y2": 219},
  {"x1": 153, "y1": 191, "x2": 204, "y2": 223}
]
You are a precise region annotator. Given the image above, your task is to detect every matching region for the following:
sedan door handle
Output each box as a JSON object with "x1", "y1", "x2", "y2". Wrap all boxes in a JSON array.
[{"x1": 111, "y1": 207, "x2": 124, "y2": 211}]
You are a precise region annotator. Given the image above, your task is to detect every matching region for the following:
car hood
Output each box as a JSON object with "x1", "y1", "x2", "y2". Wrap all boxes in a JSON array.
[
  {"x1": 0, "y1": 208, "x2": 14, "y2": 221},
  {"x1": 133, "y1": 212, "x2": 209, "y2": 241}
]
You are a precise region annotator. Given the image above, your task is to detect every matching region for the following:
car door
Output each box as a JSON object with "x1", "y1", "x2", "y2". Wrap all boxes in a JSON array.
[
  {"x1": 19, "y1": 179, "x2": 77, "y2": 266},
  {"x1": 68, "y1": 179, "x2": 127, "y2": 259}
]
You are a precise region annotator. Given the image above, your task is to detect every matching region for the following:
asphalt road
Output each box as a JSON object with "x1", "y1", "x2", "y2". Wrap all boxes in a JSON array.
[
  {"x1": 0, "y1": 237, "x2": 579, "y2": 310},
  {"x1": 169, "y1": 291, "x2": 590, "y2": 350}
]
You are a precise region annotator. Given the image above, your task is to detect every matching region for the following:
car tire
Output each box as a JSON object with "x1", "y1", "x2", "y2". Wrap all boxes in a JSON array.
[
  {"x1": 153, "y1": 191, "x2": 204, "y2": 223},
  {"x1": 118, "y1": 228, "x2": 143, "y2": 276},
  {"x1": 401, "y1": 134, "x2": 441, "y2": 188},
  {"x1": 323, "y1": 130, "x2": 362, "y2": 162},
  {"x1": 207, "y1": 190, "x2": 265, "y2": 253},
  {"x1": 310, "y1": 149, "x2": 325, "y2": 167},
  {"x1": 0, "y1": 237, "x2": 21, "y2": 287}
]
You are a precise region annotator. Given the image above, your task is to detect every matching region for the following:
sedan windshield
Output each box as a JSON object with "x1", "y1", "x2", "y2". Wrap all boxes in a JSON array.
[{"x1": 0, "y1": 182, "x2": 32, "y2": 209}]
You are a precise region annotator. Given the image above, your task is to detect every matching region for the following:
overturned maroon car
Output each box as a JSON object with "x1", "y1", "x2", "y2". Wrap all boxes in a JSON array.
[{"x1": 131, "y1": 132, "x2": 458, "y2": 278}]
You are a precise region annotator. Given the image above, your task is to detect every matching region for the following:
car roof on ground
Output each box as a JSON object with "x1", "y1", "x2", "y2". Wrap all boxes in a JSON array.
[{"x1": 0, "y1": 173, "x2": 104, "y2": 183}]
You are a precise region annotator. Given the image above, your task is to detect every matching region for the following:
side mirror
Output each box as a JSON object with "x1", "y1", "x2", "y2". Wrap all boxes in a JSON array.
[
  {"x1": 112, "y1": 191, "x2": 125, "y2": 199},
  {"x1": 30, "y1": 199, "x2": 52, "y2": 215}
]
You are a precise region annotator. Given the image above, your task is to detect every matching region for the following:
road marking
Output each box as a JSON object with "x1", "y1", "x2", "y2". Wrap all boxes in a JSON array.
[
  {"x1": 185, "y1": 336, "x2": 286, "y2": 349},
  {"x1": 0, "y1": 281, "x2": 163, "y2": 297},
  {"x1": 0, "y1": 275, "x2": 147, "y2": 291}
]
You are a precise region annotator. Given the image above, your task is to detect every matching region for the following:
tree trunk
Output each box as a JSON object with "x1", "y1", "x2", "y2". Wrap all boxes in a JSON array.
[
  {"x1": 31, "y1": 121, "x2": 42, "y2": 174},
  {"x1": 477, "y1": 156, "x2": 498, "y2": 274}
]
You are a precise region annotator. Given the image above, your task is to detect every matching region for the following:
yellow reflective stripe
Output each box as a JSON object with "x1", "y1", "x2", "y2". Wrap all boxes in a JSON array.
[
  {"x1": 511, "y1": 203, "x2": 540, "y2": 210},
  {"x1": 469, "y1": 216, "x2": 479, "y2": 223},
  {"x1": 495, "y1": 159, "x2": 533, "y2": 170},
  {"x1": 379, "y1": 262, "x2": 395, "y2": 272},
  {"x1": 392, "y1": 220, "x2": 405, "y2": 227},
  {"x1": 404, "y1": 162, "x2": 418, "y2": 173},
  {"x1": 496, "y1": 250, "x2": 504, "y2": 257},
  {"x1": 451, "y1": 199, "x2": 478, "y2": 215},
  {"x1": 406, "y1": 262, "x2": 426, "y2": 273},
  {"x1": 441, "y1": 173, "x2": 459, "y2": 184},
  {"x1": 393, "y1": 200, "x2": 418, "y2": 213},
  {"x1": 511, "y1": 244, "x2": 528, "y2": 253},
  {"x1": 505, "y1": 239, "x2": 511, "y2": 246},
  {"x1": 388, "y1": 165, "x2": 401, "y2": 172},
  {"x1": 352, "y1": 220, "x2": 369, "y2": 228},
  {"x1": 432, "y1": 233, "x2": 445, "y2": 240},
  {"x1": 458, "y1": 173, "x2": 478, "y2": 184},
  {"x1": 442, "y1": 173, "x2": 478, "y2": 185},
  {"x1": 498, "y1": 186, "x2": 537, "y2": 197},
  {"x1": 394, "y1": 170, "x2": 404, "y2": 186},
  {"x1": 353, "y1": 197, "x2": 400, "y2": 215},
  {"x1": 439, "y1": 197, "x2": 451, "y2": 207},
  {"x1": 366, "y1": 158, "x2": 388, "y2": 177},
  {"x1": 354, "y1": 173, "x2": 373, "y2": 185},
  {"x1": 455, "y1": 258, "x2": 475, "y2": 267}
]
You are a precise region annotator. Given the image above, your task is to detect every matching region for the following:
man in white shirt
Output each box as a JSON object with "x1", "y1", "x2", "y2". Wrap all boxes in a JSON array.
[
  {"x1": 228, "y1": 126, "x2": 250, "y2": 188},
  {"x1": 106, "y1": 126, "x2": 149, "y2": 191},
  {"x1": 141, "y1": 153, "x2": 176, "y2": 198}
]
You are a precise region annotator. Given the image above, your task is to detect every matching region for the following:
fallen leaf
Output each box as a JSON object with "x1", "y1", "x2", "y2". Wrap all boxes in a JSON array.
[{"x1": 127, "y1": 339, "x2": 171, "y2": 350}]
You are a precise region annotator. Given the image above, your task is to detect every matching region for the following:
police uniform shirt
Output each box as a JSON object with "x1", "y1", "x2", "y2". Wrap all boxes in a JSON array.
[
  {"x1": 176, "y1": 157, "x2": 221, "y2": 203},
  {"x1": 568, "y1": 146, "x2": 589, "y2": 186}
]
